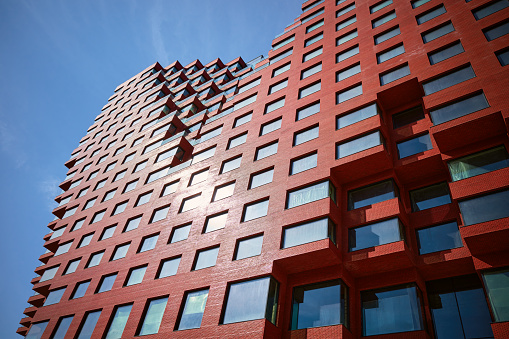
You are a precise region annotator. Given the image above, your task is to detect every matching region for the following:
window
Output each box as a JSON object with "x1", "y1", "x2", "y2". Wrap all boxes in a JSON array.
[
  {"x1": 242, "y1": 199, "x2": 269, "y2": 222},
  {"x1": 473, "y1": 0, "x2": 508, "y2": 20},
  {"x1": 272, "y1": 62, "x2": 291, "y2": 77},
  {"x1": 222, "y1": 276, "x2": 279, "y2": 324},
  {"x1": 179, "y1": 194, "x2": 201, "y2": 213},
  {"x1": 113, "y1": 170, "x2": 126, "y2": 182},
  {"x1": 72, "y1": 218, "x2": 85, "y2": 231},
  {"x1": 348, "y1": 179, "x2": 398, "y2": 210},
  {"x1": 301, "y1": 63, "x2": 322, "y2": 80},
  {"x1": 77, "y1": 187, "x2": 89, "y2": 198},
  {"x1": 51, "y1": 315, "x2": 74, "y2": 339},
  {"x1": 157, "y1": 257, "x2": 181, "y2": 278},
  {"x1": 283, "y1": 217, "x2": 335, "y2": 248},
  {"x1": 294, "y1": 125, "x2": 319, "y2": 146},
  {"x1": 96, "y1": 273, "x2": 117, "y2": 293},
  {"x1": 104, "y1": 304, "x2": 132, "y2": 339},
  {"x1": 303, "y1": 46, "x2": 323, "y2": 62},
  {"x1": 203, "y1": 212, "x2": 228, "y2": 234},
  {"x1": 306, "y1": 19, "x2": 324, "y2": 33},
  {"x1": 272, "y1": 35, "x2": 295, "y2": 51},
  {"x1": 212, "y1": 182, "x2": 235, "y2": 201},
  {"x1": 483, "y1": 20, "x2": 509, "y2": 41},
  {"x1": 133, "y1": 160, "x2": 147, "y2": 172},
  {"x1": 150, "y1": 206, "x2": 169, "y2": 223},
  {"x1": 433, "y1": 91, "x2": 489, "y2": 124},
  {"x1": 235, "y1": 235, "x2": 263, "y2": 260},
  {"x1": 377, "y1": 44, "x2": 405, "y2": 63},
  {"x1": 227, "y1": 132, "x2": 247, "y2": 149},
  {"x1": 62, "y1": 206, "x2": 78, "y2": 219},
  {"x1": 483, "y1": 268, "x2": 509, "y2": 322},
  {"x1": 375, "y1": 26, "x2": 401, "y2": 45},
  {"x1": 94, "y1": 179, "x2": 107, "y2": 190},
  {"x1": 255, "y1": 141, "x2": 278, "y2": 160},
  {"x1": 336, "y1": 63, "x2": 361, "y2": 82},
  {"x1": 336, "y1": 130, "x2": 383, "y2": 158},
  {"x1": 233, "y1": 112, "x2": 252, "y2": 127},
  {"x1": 452, "y1": 146, "x2": 509, "y2": 182},
  {"x1": 138, "y1": 297, "x2": 168, "y2": 335},
  {"x1": 380, "y1": 64, "x2": 410, "y2": 85},
  {"x1": 199, "y1": 126, "x2": 222, "y2": 143},
  {"x1": 86, "y1": 251, "x2": 104, "y2": 268},
  {"x1": 337, "y1": 103, "x2": 379, "y2": 129},
  {"x1": 302, "y1": 8, "x2": 324, "y2": 23},
  {"x1": 337, "y1": 30, "x2": 358, "y2": 45},
  {"x1": 459, "y1": 188, "x2": 509, "y2": 226},
  {"x1": 123, "y1": 152, "x2": 135, "y2": 164},
  {"x1": 296, "y1": 101, "x2": 320, "y2": 121},
  {"x1": 336, "y1": 83, "x2": 362, "y2": 104},
  {"x1": 336, "y1": 45, "x2": 359, "y2": 63},
  {"x1": 75, "y1": 310, "x2": 101, "y2": 339},
  {"x1": 361, "y1": 284, "x2": 423, "y2": 336},
  {"x1": 496, "y1": 48, "x2": 509, "y2": 66},
  {"x1": 111, "y1": 243, "x2": 130, "y2": 261},
  {"x1": 139, "y1": 234, "x2": 159, "y2": 252},
  {"x1": 397, "y1": 133, "x2": 432, "y2": 158},
  {"x1": 54, "y1": 241, "x2": 72, "y2": 256},
  {"x1": 125, "y1": 265, "x2": 147, "y2": 286},
  {"x1": 40, "y1": 266, "x2": 59, "y2": 282},
  {"x1": 350, "y1": 217, "x2": 404, "y2": 251},
  {"x1": 189, "y1": 168, "x2": 208, "y2": 186},
  {"x1": 112, "y1": 201, "x2": 128, "y2": 215},
  {"x1": 100, "y1": 225, "x2": 116, "y2": 240},
  {"x1": 337, "y1": 15, "x2": 357, "y2": 31},
  {"x1": 249, "y1": 168, "x2": 274, "y2": 189},
  {"x1": 372, "y1": 11, "x2": 396, "y2": 28},
  {"x1": 170, "y1": 223, "x2": 191, "y2": 243},
  {"x1": 71, "y1": 280, "x2": 90, "y2": 299},
  {"x1": 424, "y1": 65, "x2": 476, "y2": 95},
  {"x1": 416, "y1": 221, "x2": 462, "y2": 254},
  {"x1": 78, "y1": 233, "x2": 94, "y2": 248},
  {"x1": 290, "y1": 152, "x2": 317, "y2": 175},
  {"x1": 233, "y1": 94, "x2": 257, "y2": 111},
  {"x1": 392, "y1": 106, "x2": 425, "y2": 129},
  {"x1": 64, "y1": 258, "x2": 80, "y2": 275},
  {"x1": 291, "y1": 279, "x2": 347, "y2": 330},
  {"x1": 238, "y1": 78, "x2": 261, "y2": 94},
  {"x1": 427, "y1": 275, "x2": 494, "y2": 338},
  {"x1": 50, "y1": 226, "x2": 66, "y2": 240},
  {"x1": 160, "y1": 181, "x2": 178, "y2": 197},
  {"x1": 336, "y1": 3, "x2": 355, "y2": 17},
  {"x1": 123, "y1": 180, "x2": 138, "y2": 193},
  {"x1": 304, "y1": 32, "x2": 323, "y2": 47},
  {"x1": 287, "y1": 181, "x2": 335, "y2": 209},
  {"x1": 412, "y1": 0, "x2": 431, "y2": 8},
  {"x1": 91, "y1": 210, "x2": 105, "y2": 224},
  {"x1": 265, "y1": 97, "x2": 285, "y2": 114},
  {"x1": 43, "y1": 287, "x2": 66, "y2": 306},
  {"x1": 176, "y1": 289, "x2": 209, "y2": 330},
  {"x1": 83, "y1": 197, "x2": 96, "y2": 210},
  {"x1": 268, "y1": 78, "x2": 288, "y2": 94},
  {"x1": 25, "y1": 321, "x2": 50, "y2": 339},
  {"x1": 193, "y1": 246, "x2": 219, "y2": 270},
  {"x1": 410, "y1": 182, "x2": 450, "y2": 211},
  {"x1": 270, "y1": 48, "x2": 293, "y2": 64},
  {"x1": 416, "y1": 5, "x2": 446, "y2": 24},
  {"x1": 299, "y1": 81, "x2": 321, "y2": 99},
  {"x1": 135, "y1": 191, "x2": 152, "y2": 206},
  {"x1": 191, "y1": 146, "x2": 216, "y2": 165},
  {"x1": 429, "y1": 41, "x2": 465, "y2": 65}
]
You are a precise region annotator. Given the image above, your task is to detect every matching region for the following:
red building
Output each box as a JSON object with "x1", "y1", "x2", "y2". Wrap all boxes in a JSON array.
[{"x1": 19, "y1": 0, "x2": 509, "y2": 338}]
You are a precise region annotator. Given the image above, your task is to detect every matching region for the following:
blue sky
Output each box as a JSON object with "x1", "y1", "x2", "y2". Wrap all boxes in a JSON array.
[{"x1": 0, "y1": 0, "x2": 301, "y2": 336}]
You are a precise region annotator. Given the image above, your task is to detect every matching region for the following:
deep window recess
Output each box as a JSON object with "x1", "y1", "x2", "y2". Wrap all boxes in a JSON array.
[
  {"x1": 348, "y1": 179, "x2": 398, "y2": 210},
  {"x1": 410, "y1": 182, "x2": 451, "y2": 211},
  {"x1": 483, "y1": 267, "x2": 509, "y2": 322},
  {"x1": 448, "y1": 146, "x2": 509, "y2": 181},
  {"x1": 349, "y1": 218, "x2": 404, "y2": 251},
  {"x1": 397, "y1": 133, "x2": 432, "y2": 158},
  {"x1": 337, "y1": 103, "x2": 379, "y2": 129},
  {"x1": 392, "y1": 106, "x2": 425, "y2": 129},
  {"x1": 428, "y1": 42, "x2": 465, "y2": 64},
  {"x1": 283, "y1": 217, "x2": 335, "y2": 248},
  {"x1": 336, "y1": 130, "x2": 383, "y2": 158},
  {"x1": 430, "y1": 92, "x2": 488, "y2": 125},
  {"x1": 176, "y1": 290, "x2": 208, "y2": 330},
  {"x1": 286, "y1": 181, "x2": 336, "y2": 209},
  {"x1": 459, "y1": 188, "x2": 509, "y2": 226},
  {"x1": 416, "y1": 221, "x2": 462, "y2": 254}
]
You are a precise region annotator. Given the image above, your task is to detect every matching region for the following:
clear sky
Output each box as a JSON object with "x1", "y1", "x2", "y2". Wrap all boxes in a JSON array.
[{"x1": 0, "y1": 0, "x2": 301, "y2": 336}]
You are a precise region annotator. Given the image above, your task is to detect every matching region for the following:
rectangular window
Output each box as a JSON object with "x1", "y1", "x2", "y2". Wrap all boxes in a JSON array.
[
  {"x1": 242, "y1": 199, "x2": 269, "y2": 222},
  {"x1": 100, "y1": 225, "x2": 116, "y2": 240},
  {"x1": 283, "y1": 217, "x2": 335, "y2": 248},
  {"x1": 124, "y1": 216, "x2": 142, "y2": 232},
  {"x1": 337, "y1": 15, "x2": 357, "y2": 31},
  {"x1": 337, "y1": 30, "x2": 358, "y2": 45},
  {"x1": 235, "y1": 235, "x2": 263, "y2": 260},
  {"x1": 349, "y1": 218, "x2": 404, "y2": 251},
  {"x1": 104, "y1": 304, "x2": 132, "y2": 339},
  {"x1": 204, "y1": 212, "x2": 228, "y2": 233},
  {"x1": 272, "y1": 62, "x2": 291, "y2": 77},
  {"x1": 496, "y1": 48, "x2": 509, "y2": 66},
  {"x1": 222, "y1": 276, "x2": 279, "y2": 324},
  {"x1": 294, "y1": 125, "x2": 319, "y2": 146},
  {"x1": 375, "y1": 26, "x2": 400, "y2": 45},
  {"x1": 40, "y1": 266, "x2": 59, "y2": 282},
  {"x1": 410, "y1": 182, "x2": 451, "y2": 211},
  {"x1": 380, "y1": 64, "x2": 410, "y2": 85},
  {"x1": 303, "y1": 47, "x2": 323, "y2": 62},
  {"x1": 416, "y1": 221, "x2": 462, "y2": 254},
  {"x1": 189, "y1": 169, "x2": 208, "y2": 187},
  {"x1": 221, "y1": 156, "x2": 242, "y2": 173},
  {"x1": 270, "y1": 48, "x2": 293, "y2": 64},
  {"x1": 306, "y1": 19, "x2": 324, "y2": 33},
  {"x1": 416, "y1": 5, "x2": 446, "y2": 24},
  {"x1": 483, "y1": 20, "x2": 509, "y2": 41},
  {"x1": 111, "y1": 243, "x2": 130, "y2": 261},
  {"x1": 348, "y1": 179, "x2": 398, "y2": 210},
  {"x1": 371, "y1": 0, "x2": 392, "y2": 13},
  {"x1": 75, "y1": 310, "x2": 102, "y2": 339},
  {"x1": 424, "y1": 65, "x2": 476, "y2": 95},
  {"x1": 238, "y1": 78, "x2": 261, "y2": 94},
  {"x1": 191, "y1": 146, "x2": 216, "y2": 164},
  {"x1": 336, "y1": 83, "x2": 362, "y2": 104},
  {"x1": 170, "y1": 223, "x2": 191, "y2": 243},
  {"x1": 199, "y1": 126, "x2": 222, "y2": 143},
  {"x1": 157, "y1": 256, "x2": 181, "y2": 278},
  {"x1": 233, "y1": 112, "x2": 252, "y2": 127},
  {"x1": 249, "y1": 168, "x2": 274, "y2": 189},
  {"x1": 337, "y1": 103, "x2": 379, "y2": 129},
  {"x1": 255, "y1": 141, "x2": 278, "y2": 160},
  {"x1": 336, "y1": 45, "x2": 360, "y2": 63},
  {"x1": 138, "y1": 234, "x2": 158, "y2": 252},
  {"x1": 161, "y1": 180, "x2": 179, "y2": 196},
  {"x1": 227, "y1": 132, "x2": 248, "y2": 149},
  {"x1": 138, "y1": 297, "x2": 168, "y2": 335},
  {"x1": 377, "y1": 44, "x2": 405, "y2": 63},
  {"x1": 430, "y1": 92, "x2": 489, "y2": 125},
  {"x1": 25, "y1": 321, "x2": 49, "y2": 339},
  {"x1": 71, "y1": 280, "x2": 90, "y2": 299},
  {"x1": 397, "y1": 133, "x2": 432, "y2": 158},
  {"x1": 361, "y1": 284, "x2": 423, "y2": 336},
  {"x1": 51, "y1": 315, "x2": 73, "y2": 339},
  {"x1": 412, "y1": 0, "x2": 431, "y2": 8},
  {"x1": 233, "y1": 94, "x2": 257, "y2": 111},
  {"x1": 150, "y1": 205, "x2": 169, "y2": 223},
  {"x1": 301, "y1": 62, "x2": 322, "y2": 79},
  {"x1": 96, "y1": 273, "x2": 117, "y2": 293},
  {"x1": 176, "y1": 289, "x2": 209, "y2": 330},
  {"x1": 297, "y1": 101, "x2": 320, "y2": 121},
  {"x1": 299, "y1": 81, "x2": 321, "y2": 99},
  {"x1": 54, "y1": 241, "x2": 72, "y2": 256},
  {"x1": 372, "y1": 11, "x2": 396, "y2": 28},
  {"x1": 302, "y1": 8, "x2": 325, "y2": 24},
  {"x1": 272, "y1": 35, "x2": 295, "y2": 51},
  {"x1": 473, "y1": 0, "x2": 508, "y2": 20},
  {"x1": 483, "y1": 268, "x2": 509, "y2": 322},
  {"x1": 337, "y1": 3, "x2": 355, "y2": 17},
  {"x1": 43, "y1": 287, "x2": 66, "y2": 306},
  {"x1": 193, "y1": 246, "x2": 219, "y2": 270},
  {"x1": 392, "y1": 106, "x2": 425, "y2": 129},
  {"x1": 265, "y1": 97, "x2": 285, "y2": 114},
  {"x1": 304, "y1": 32, "x2": 323, "y2": 47},
  {"x1": 64, "y1": 258, "x2": 80, "y2": 275},
  {"x1": 286, "y1": 181, "x2": 335, "y2": 209},
  {"x1": 459, "y1": 188, "x2": 509, "y2": 225},
  {"x1": 336, "y1": 130, "x2": 383, "y2": 158},
  {"x1": 290, "y1": 152, "x2": 318, "y2": 175},
  {"x1": 125, "y1": 266, "x2": 147, "y2": 286},
  {"x1": 260, "y1": 117, "x2": 282, "y2": 136},
  {"x1": 268, "y1": 79, "x2": 288, "y2": 94},
  {"x1": 428, "y1": 41, "x2": 464, "y2": 64},
  {"x1": 212, "y1": 182, "x2": 235, "y2": 201},
  {"x1": 291, "y1": 279, "x2": 347, "y2": 330},
  {"x1": 336, "y1": 63, "x2": 361, "y2": 81}
]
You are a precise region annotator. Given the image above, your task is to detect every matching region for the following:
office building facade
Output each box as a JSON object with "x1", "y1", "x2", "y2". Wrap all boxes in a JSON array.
[{"x1": 20, "y1": 0, "x2": 509, "y2": 338}]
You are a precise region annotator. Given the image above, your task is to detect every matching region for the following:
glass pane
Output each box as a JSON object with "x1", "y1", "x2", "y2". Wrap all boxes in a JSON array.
[
  {"x1": 377, "y1": 44, "x2": 405, "y2": 63},
  {"x1": 223, "y1": 277, "x2": 272, "y2": 324},
  {"x1": 429, "y1": 42, "x2": 464, "y2": 64},
  {"x1": 484, "y1": 21, "x2": 509, "y2": 41},
  {"x1": 243, "y1": 199, "x2": 269, "y2": 222},
  {"x1": 483, "y1": 268, "x2": 509, "y2": 322},
  {"x1": 204, "y1": 212, "x2": 228, "y2": 232},
  {"x1": 43, "y1": 287, "x2": 66, "y2": 306},
  {"x1": 302, "y1": 63, "x2": 322, "y2": 79},
  {"x1": 299, "y1": 81, "x2": 321, "y2": 99},
  {"x1": 423, "y1": 65, "x2": 476, "y2": 95},
  {"x1": 26, "y1": 321, "x2": 49, "y2": 339},
  {"x1": 291, "y1": 153, "x2": 318, "y2": 175},
  {"x1": 222, "y1": 156, "x2": 242, "y2": 173},
  {"x1": 337, "y1": 103, "x2": 378, "y2": 129},
  {"x1": 337, "y1": 130, "x2": 382, "y2": 158},
  {"x1": 337, "y1": 30, "x2": 358, "y2": 45},
  {"x1": 256, "y1": 142, "x2": 278, "y2": 160},
  {"x1": 265, "y1": 97, "x2": 285, "y2": 114},
  {"x1": 76, "y1": 310, "x2": 101, "y2": 339},
  {"x1": 397, "y1": 133, "x2": 432, "y2": 158},
  {"x1": 261, "y1": 118, "x2": 282, "y2": 135},
  {"x1": 337, "y1": 63, "x2": 361, "y2": 81},
  {"x1": 336, "y1": 84, "x2": 362, "y2": 103},
  {"x1": 496, "y1": 49, "x2": 509, "y2": 65},
  {"x1": 459, "y1": 189, "x2": 509, "y2": 226},
  {"x1": 287, "y1": 181, "x2": 332, "y2": 209},
  {"x1": 430, "y1": 92, "x2": 488, "y2": 125},
  {"x1": 373, "y1": 11, "x2": 396, "y2": 28},
  {"x1": 410, "y1": 182, "x2": 451, "y2": 211},
  {"x1": 375, "y1": 26, "x2": 400, "y2": 44},
  {"x1": 235, "y1": 235, "x2": 263, "y2": 260},
  {"x1": 51, "y1": 316, "x2": 73, "y2": 339},
  {"x1": 170, "y1": 224, "x2": 191, "y2": 243},
  {"x1": 250, "y1": 168, "x2": 274, "y2": 188},
  {"x1": 194, "y1": 247, "x2": 219, "y2": 270},
  {"x1": 297, "y1": 102, "x2": 320, "y2": 120},
  {"x1": 139, "y1": 235, "x2": 158, "y2": 252},
  {"x1": 349, "y1": 218, "x2": 403, "y2": 251},
  {"x1": 473, "y1": 0, "x2": 509, "y2": 20},
  {"x1": 105, "y1": 304, "x2": 132, "y2": 339},
  {"x1": 71, "y1": 281, "x2": 90, "y2": 299},
  {"x1": 449, "y1": 146, "x2": 509, "y2": 181},
  {"x1": 158, "y1": 257, "x2": 181, "y2": 278},
  {"x1": 380, "y1": 64, "x2": 410, "y2": 85},
  {"x1": 392, "y1": 106, "x2": 425, "y2": 129},
  {"x1": 283, "y1": 218, "x2": 332, "y2": 248},
  {"x1": 303, "y1": 47, "x2": 323, "y2": 61},
  {"x1": 126, "y1": 266, "x2": 147, "y2": 286},
  {"x1": 97, "y1": 274, "x2": 116, "y2": 293},
  {"x1": 417, "y1": 221, "x2": 462, "y2": 254},
  {"x1": 139, "y1": 297, "x2": 168, "y2": 335},
  {"x1": 294, "y1": 126, "x2": 319, "y2": 145},
  {"x1": 348, "y1": 180, "x2": 397, "y2": 210},
  {"x1": 417, "y1": 5, "x2": 446, "y2": 24},
  {"x1": 337, "y1": 45, "x2": 359, "y2": 63},
  {"x1": 178, "y1": 290, "x2": 208, "y2": 330}
]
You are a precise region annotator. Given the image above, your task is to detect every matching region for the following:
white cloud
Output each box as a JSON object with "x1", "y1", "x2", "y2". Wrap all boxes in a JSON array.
[{"x1": 38, "y1": 177, "x2": 61, "y2": 211}]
